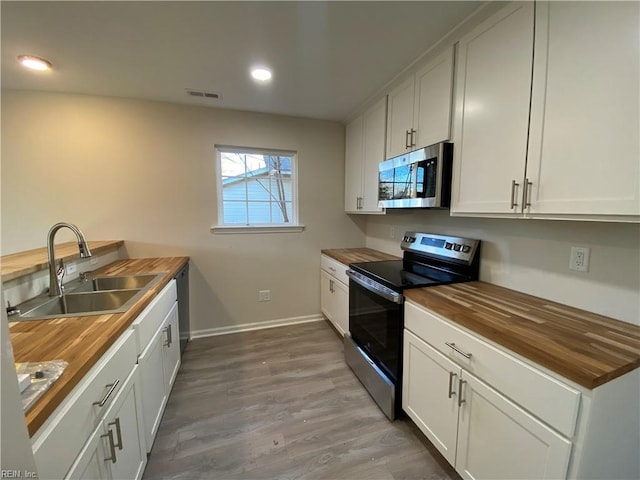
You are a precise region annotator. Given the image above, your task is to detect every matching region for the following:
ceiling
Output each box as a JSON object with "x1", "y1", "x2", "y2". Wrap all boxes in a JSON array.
[{"x1": 1, "y1": 1, "x2": 481, "y2": 122}]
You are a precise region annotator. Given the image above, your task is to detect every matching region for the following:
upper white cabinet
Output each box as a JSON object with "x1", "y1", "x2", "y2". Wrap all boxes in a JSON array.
[
  {"x1": 345, "y1": 96, "x2": 387, "y2": 214},
  {"x1": 452, "y1": 1, "x2": 640, "y2": 221},
  {"x1": 386, "y1": 46, "x2": 455, "y2": 159},
  {"x1": 526, "y1": 1, "x2": 640, "y2": 217}
]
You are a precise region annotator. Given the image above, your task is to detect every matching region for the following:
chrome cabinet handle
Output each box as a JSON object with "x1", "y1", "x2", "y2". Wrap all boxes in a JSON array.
[
  {"x1": 167, "y1": 323, "x2": 173, "y2": 347},
  {"x1": 108, "y1": 417, "x2": 123, "y2": 450},
  {"x1": 101, "y1": 429, "x2": 117, "y2": 463},
  {"x1": 93, "y1": 379, "x2": 120, "y2": 407},
  {"x1": 510, "y1": 180, "x2": 520, "y2": 209},
  {"x1": 448, "y1": 372, "x2": 457, "y2": 398},
  {"x1": 523, "y1": 178, "x2": 533, "y2": 208},
  {"x1": 410, "y1": 129, "x2": 416, "y2": 147},
  {"x1": 405, "y1": 130, "x2": 411, "y2": 149},
  {"x1": 458, "y1": 378, "x2": 467, "y2": 407},
  {"x1": 445, "y1": 342, "x2": 472, "y2": 359}
]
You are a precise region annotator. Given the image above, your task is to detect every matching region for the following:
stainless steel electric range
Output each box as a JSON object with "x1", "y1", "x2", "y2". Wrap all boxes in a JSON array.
[{"x1": 344, "y1": 232, "x2": 481, "y2": 420}]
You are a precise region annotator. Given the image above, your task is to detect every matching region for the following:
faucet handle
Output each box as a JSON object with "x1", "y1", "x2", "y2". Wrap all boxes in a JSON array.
[{"x1": 56, "y1": 259, "x2": 65, "y2": 294}]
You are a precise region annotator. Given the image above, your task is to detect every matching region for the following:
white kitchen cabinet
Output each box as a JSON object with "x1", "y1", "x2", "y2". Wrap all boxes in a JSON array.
[
  {"x1": 526, "y1": 1, "x2": 640, "y2": 218},
  {"x1": 320, "y1": 255, "x2": 349, "y2": 336},
  {"x1": 404, "y1": 299, "x2": 640, "y2": 480},
  {"x1": 452, "y1": 1, "x2": 640, "y2": 221},
  {"x1": 134, "y1": 281, "x2": 180, "y2": 453},
  {"x1": 386, "y1": 46, "x2": 454, "y2": 159},
  {"x1": 138, "y1": 323, "x2": 168, "y2": 451},
  {"x1": 451, "y1": 2, "x2": 534, "y2": 215},
  {"x1": 344, "y1": 96, "x2": 387, "y2": 214},
  {"x1": 403, "y1": 329, "x2": 571, "y2": 480},
  {"x1": 66, "y1": 366, "x2": 146, "y2": 480}
]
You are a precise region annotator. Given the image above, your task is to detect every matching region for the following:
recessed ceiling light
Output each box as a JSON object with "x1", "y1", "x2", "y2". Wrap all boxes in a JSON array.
[
  {"x1": 18, "y1": 55, "x2": 52, "y2": 71},
  {"x1": 251, "y1": 67, "x2": 272, "y2": 82}
]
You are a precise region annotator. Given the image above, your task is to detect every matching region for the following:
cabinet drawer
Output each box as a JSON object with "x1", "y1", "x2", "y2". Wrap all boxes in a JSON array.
[
  {"x1": 405, "y1": 301, "x2": 580, "y2": 438},
  {"x1": 131, "y1": 280, "x2": 177, "y2": 355},
  {"x1": 320, "y1": 255, "x2": 349, "y2": 285},
  {"x1": 32, "y1": 329, "x2": 137, "y2": 480}
]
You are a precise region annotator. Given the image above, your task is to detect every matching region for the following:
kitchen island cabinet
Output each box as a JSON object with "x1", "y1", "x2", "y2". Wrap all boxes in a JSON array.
[
  {"x1": 451, "y1": 1, "x2": 639, "y2": 221},
  {"x1": 403, "y1": 282, "x2": 640, "y2": 480}
]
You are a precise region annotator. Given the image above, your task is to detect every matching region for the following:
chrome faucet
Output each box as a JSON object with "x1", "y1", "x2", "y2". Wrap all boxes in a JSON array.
[{"x1": 47, "y1": 222, "x2": 92, "y2": 296}]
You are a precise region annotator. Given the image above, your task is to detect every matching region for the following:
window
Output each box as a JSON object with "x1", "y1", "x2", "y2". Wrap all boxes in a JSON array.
[{"x1": 212, "y1": 146, "x2": 303, "y2": 233}]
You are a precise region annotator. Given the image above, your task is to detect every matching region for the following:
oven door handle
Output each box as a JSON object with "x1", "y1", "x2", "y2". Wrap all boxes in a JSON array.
[{"x1": 346, "y1": 270, "x2": 403, "y2": 304}]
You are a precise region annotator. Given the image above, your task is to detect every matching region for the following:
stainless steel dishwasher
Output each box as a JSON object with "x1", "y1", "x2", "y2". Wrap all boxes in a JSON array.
[{"x1": 174, "y1": 263, "x2": 190, "y2": 354}]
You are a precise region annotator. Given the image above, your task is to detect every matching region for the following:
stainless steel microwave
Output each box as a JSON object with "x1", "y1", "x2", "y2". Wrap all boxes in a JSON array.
[{"x1": 378, "y1": 142, "x2": 453, "y2": 209}]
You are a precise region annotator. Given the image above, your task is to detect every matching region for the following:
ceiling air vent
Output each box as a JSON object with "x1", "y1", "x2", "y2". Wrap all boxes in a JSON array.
[{"x1": 186, "y1": 89, "x2": 221, "y2": 99}]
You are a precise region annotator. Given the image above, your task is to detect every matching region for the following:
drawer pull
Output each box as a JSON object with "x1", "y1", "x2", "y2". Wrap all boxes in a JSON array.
[
  {"x1": 445, "y1": 342, "x2": 472, "y2": 359},
  {"x1": 108, "y1": 417, "x2": 123, "y2": 450},
  {"x1": 448, "y1": 372, "x2": 457, "y2": 398},
  {"x1": 93, "y1": 379, "x2": 120, "y2": 407},
  {"x1": 328, "y1": 267, "x2": 336, "y2": 273},
  {"x1": 458, "y1": 379, "x2": 467, "y2": 407},
  {"x1": 101, "y1": 429, "x2": 117, "y2": 463}
]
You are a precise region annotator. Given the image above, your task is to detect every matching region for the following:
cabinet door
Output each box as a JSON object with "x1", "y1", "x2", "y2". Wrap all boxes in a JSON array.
[
  {"x1": 451, "y1": 2, "x2": 534, "y2": 215},
  {"x1": 361, "y1": 96, "x2": 387, "y2": 212},
  {"x1": 162, "y1": 302, "x2": 181, "y2": 391},
  {"x1": 345, "y1": 115, "x2": 364, "y2": 212},
  {"x1": 138, "y1": 326, "x2": 168, "y2": 452},
  {"x1": 386, "y1": 76, "x2": 415, "y2": 159},
  {"x1": 331, "y1": 277, "x2": 349, "y2": 336},
  {"x1": 402, "y1": 330, "x2": 460, "y2": 465},
  {"x1": 103, "y1": 367, "x2": 147, "y2": 480},
  {"x1": 455, "y1": 371, "x2": 572, "y2": 480},
  {"x1": 527, "y1": 2, "x2": 640, "y2": 218},
  {"x1": 320, "y1": 270, "x2": 335, "y2": 321},
  {"x1": 413, "y1": 46, "x2": 454, "y2": 149},
  {"x1": 65, "y1": 425, "x2": 110, "y2": 480}
]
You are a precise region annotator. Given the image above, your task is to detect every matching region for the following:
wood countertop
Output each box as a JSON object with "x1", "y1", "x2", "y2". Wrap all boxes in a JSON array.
[
  {"x1": 405, "y1": 282, "x2": 640, "y2": 389},
  {"x1": 321, "y1": 248, "x2": 400, "y2": 265},
  {"x1": 2, "y1": 240, "x2": 124, "y2": 282},
  {"x1": 9, "y1": 256, "x2": 189, "y2": 437}
]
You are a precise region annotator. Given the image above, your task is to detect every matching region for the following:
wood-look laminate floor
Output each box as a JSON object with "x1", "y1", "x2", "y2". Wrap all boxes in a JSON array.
[{"x1": 143, "y1": 321, "x2": 459, "y2": 480}]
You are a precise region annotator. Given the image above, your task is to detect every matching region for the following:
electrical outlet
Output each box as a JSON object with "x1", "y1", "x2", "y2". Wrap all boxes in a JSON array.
[
  {"x1": 569, "y1": 246, "x2": 590, "y2": 272},
  {"x1": 259, "y1": 290, "x2": 271, "y2": 302},
  {"x1": 65, "y1": 262, "x2": 77, "y2": 276}
]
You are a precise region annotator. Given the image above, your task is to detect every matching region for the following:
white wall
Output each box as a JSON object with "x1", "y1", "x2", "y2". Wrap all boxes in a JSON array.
[
  {"x1": 1, "y1": 90, "x2": 366, "y2": 333},
  {"x1": 365, "y1": 210, "x2": 640, "y2": 325}
]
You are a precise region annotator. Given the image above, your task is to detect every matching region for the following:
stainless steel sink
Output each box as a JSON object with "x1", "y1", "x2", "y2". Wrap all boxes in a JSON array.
[
  {"x1": 19, "y1": 290, "x2": 140, "y2": 319},
  {"x1": 73, "y1": 274, "x2": 161, "y2": 293},
  {"x1": 14, "y1": 273, "x2": 164, "y2": 320}
]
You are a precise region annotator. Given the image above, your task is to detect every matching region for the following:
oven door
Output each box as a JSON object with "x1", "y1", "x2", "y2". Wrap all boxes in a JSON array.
[{"x1": 347, "y1": 273, "x2": 403, "y2": 382}]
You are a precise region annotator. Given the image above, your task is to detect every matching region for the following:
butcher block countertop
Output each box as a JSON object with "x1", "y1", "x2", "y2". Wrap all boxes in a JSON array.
[
  {"x1": 9, "y1": 256, "x2": 189, "y2": 437},
  {"x1": 1, "y1": 240, "x2": 124, "y2": 282},
  {"x1": 321, "y1": 247, "x2": 400, "y2": 265},
  {"x1": 405, "y1": 281, "x2": 640, "y2": 389}
]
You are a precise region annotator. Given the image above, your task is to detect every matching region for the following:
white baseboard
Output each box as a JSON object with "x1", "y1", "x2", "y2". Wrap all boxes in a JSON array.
[{"x1": 190, "y1": 314, "x2": 325, "y2": 339}]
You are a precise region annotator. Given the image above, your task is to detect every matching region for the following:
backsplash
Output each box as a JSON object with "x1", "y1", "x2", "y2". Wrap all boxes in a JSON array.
[{"x1": 365, "y1": 210, "x2": 640, "y2": 325}]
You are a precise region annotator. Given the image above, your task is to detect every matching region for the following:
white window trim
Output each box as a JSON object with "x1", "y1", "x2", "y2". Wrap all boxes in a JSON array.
[
  {"x1": 210, "y1": 224, "x2": 305, "y2": 234},
  {"x1": 213, "y1": 145, "x2": 301, "y2": 233}
]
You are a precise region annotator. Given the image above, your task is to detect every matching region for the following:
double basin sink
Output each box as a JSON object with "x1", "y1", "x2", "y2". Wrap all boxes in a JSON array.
[{"x1": 16, "y1": 274, "x2": 164, "y2": 320}]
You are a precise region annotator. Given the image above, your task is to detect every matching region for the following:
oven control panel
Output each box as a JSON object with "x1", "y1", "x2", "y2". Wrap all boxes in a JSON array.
[{"x1": 401, "y1": 232, "x2": 479, "y2": 264}]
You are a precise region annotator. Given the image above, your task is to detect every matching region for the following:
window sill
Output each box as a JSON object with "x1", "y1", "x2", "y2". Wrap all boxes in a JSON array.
[{"x1": 210, "y1": 225, "x2": 306, "y2": 234}]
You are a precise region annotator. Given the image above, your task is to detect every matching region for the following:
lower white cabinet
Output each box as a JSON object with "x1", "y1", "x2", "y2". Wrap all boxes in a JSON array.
[
  {"x1": 138, "y1": 300, "x2": 180, "y2": 452},
  {"x1": 404, "y1": 328, "x2": 572, "y2": 480},
  {"x1": 404, "y1": 299, "x2": 640, "y2": 480},
  {"x1": 66, "y1": 366, "x2": 146, "y2": 480},
  {"x1": 320, "y1": 255, "x2": 349, "y2": 336}
]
